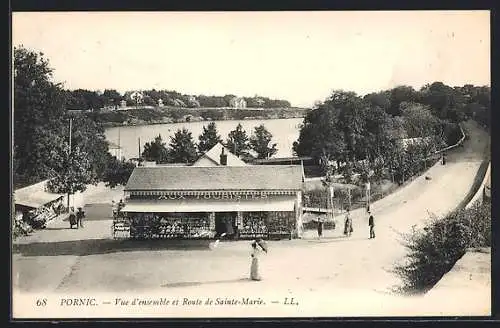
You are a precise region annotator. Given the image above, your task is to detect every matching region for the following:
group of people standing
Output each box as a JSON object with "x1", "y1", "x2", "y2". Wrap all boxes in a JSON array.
[
  {"x1": 111, "y1": 199, "x2": 125, "y2": 218},
  {"x1": 316, "y1": 208, "x2": 376, "y2": 239},
  {"x1": 68, "y1": 207, "x2": 85, "y2": 229}
]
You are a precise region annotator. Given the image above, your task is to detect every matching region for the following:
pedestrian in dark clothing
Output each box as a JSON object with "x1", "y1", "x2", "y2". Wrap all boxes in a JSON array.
[
  {"x1": 344, "y1": 209, "x2": 353, "y2": 237},
  {"x1": 317, "y1": 218, "x2": 323, "y2": 240},
  {"x1": 368, "y1": 211, "x2": 375, "y2": 239},
  {"x1": 77, "y1": 207, "x2": 85, "y2": 228},
  {"x1": 118, "y1": 199, "x2": 125, "y2": 211}
]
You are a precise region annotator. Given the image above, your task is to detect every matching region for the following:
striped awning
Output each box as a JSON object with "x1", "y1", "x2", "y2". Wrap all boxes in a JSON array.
[{"x1": 121, "y1": 197, "x2": 296, "y2": 213}]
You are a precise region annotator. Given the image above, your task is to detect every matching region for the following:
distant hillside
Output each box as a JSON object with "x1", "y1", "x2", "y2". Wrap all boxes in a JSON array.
[{"x1": 89, "y1": 106, "x2": 310, "y2": 127}]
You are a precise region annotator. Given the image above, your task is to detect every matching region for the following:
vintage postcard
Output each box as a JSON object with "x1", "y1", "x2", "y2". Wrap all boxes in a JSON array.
[{"x1": 11, "y1": 11, "x2": 491, "y2": 319}]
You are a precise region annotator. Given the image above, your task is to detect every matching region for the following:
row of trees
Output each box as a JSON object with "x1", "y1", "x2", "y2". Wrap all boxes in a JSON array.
[
  {"x1": 13, "y1": 46, "x2": 132, "y2": 195},
  {"x1": 293, "y1": 83, "x2": 490, "y2": 185},
  {"x1": 65, "y1": 88, "x2": 292, "y2": 111},
  {"x1": 141, "y1": 122, "x2": 278, "y2": 164}
]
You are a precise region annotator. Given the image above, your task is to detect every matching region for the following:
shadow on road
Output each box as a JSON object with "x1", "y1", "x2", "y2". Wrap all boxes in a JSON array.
[
  {"x1": 163, "y1": 278, "x2": 251, "y2": 288},
  {"x1": 306, "y1": 236, "x2": 370, "y2": 244},
  {"x1": 44, "y1": 227, "x2": 78, "y2": 231},
  {"x1": 13, "y1": 239, "x2": 212, "y2": 256}
]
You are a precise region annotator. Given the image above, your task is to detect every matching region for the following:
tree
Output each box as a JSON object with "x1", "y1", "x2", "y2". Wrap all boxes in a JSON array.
[
  {"x1": 249, "y1": 124, "x2": 278, "y2": 159},
  {"x1": 420, "y1": 82, "x2": 465, "y2": 122},
  {"x1": 388, "y1": 85, "x2": 420, "y2": 116},
  {"x1": 142, "y1": 134, "x2": 169, "y2": 163},
  {"x1": 226, "y1": 123, "x2": 250, "y2": 157},
  {"x1": 14, "y1": 46, "x2": 67, "y2": 183},
  {"x1": 102, "y1": 155, "x2": 136, "y2": 188},
  {"x1": 47, "y1": 145, "x2": 95, "y2": 208},
  {"x1": 102, "y1": 89, "x2": 122, "y2": 103},
  {"x1": 169, "y1": 128, "x2": 198, "y2": 164},
  {"x1": 67, "y1": 114, "x2": 110, "y2": 181},
  {"x1": 400, "y1": 102, "x2": 440, "y2": 138},
  {"x1": 364, "y1": 91, "x2": 391, "y2": 112},
  {"x1": 198, "y1": 122, "x2": 222, "y2": 154}
]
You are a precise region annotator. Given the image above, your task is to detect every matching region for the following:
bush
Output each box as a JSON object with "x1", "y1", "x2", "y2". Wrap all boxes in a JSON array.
[
  {"x1": 12, "y1": 214, "x2": 33, "y2": 239},
  {"x1": 393, "y1": 200, "x2": 491, "y2": 295}
]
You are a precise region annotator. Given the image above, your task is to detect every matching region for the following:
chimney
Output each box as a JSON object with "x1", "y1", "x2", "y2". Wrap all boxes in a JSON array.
[{"x1": 220, "y1": 147, "x2": 228, "y2": 166}]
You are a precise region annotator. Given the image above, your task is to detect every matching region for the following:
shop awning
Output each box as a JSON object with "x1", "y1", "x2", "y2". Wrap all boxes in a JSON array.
[
  {"x1": 14, "y1": 191, "x2": 64, "y2": 209},
  {"x1": 121, "y1": 197, "x2": 296, "y2": 213}
]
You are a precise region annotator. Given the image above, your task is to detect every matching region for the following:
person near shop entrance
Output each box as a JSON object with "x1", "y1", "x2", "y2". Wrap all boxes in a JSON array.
[
  {"x1": 111, "y1": 200, "x2": 117, "y2": 218},
  {"x1": 344, "y1": 209, "x2": 353, "y2": 237},
  {"x1": 368, "y1": 211, "x2": 375, "y2": 239},
  {"x1": 118, "y1": 199, "x2": 125, "y2": 211}
]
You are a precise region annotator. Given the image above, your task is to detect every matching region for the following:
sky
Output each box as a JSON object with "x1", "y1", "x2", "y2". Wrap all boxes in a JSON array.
[{"x1": 12, "y1": 11, "x2": 490, "y2": 107}]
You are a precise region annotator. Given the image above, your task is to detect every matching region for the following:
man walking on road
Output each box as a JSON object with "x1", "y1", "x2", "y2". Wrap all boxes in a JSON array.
[{"x1": 368, "y1": 211, "x2": 375, "y2": 239}]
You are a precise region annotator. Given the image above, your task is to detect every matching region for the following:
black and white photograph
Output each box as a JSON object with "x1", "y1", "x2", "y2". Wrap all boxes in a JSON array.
[{"x1": 11, "y1": 11, "x2": 491, "y2": 318}]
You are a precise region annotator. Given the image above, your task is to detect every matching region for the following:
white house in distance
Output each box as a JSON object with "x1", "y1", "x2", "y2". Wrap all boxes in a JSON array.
[
  {"x1": 229, "y1": 96, "x2": 247, "y2": 109},
  {"x1": 128, "y1": 91, "x2": 144, "y2": 104},
  {"x1": 192, "y1": 143, "x2": 247, "y2": 167}
]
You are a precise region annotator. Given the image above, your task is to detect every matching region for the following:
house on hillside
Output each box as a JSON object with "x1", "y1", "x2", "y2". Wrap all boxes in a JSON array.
[
  {"x1": 187, "y1": 95, "x2": 200, "y2": 108},
  {"x1": 229, "y1": 97, "x2": 247, "y2": 109},
  {"x1": 193, "y1": 143, "x2": 248, "y2": 167},
  {"x1": 126, "y1": 91, "x2": 144, "y2": 105}
]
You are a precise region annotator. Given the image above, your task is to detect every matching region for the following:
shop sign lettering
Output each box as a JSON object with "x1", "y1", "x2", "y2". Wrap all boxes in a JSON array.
[{"x1": 156, "y1": 192, "x2": 269, "y2": 200}]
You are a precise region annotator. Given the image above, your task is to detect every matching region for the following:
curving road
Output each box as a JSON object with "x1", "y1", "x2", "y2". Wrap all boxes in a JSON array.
[{"x1": 12, "y1": 120, "x2": 490, "y2": 318}]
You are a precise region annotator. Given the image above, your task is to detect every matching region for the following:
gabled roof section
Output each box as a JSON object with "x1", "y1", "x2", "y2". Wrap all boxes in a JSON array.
[
  {"x1": 124, "y1": 165, "x2": 303, "y2": 191},
  {"x1": 193, "y1": 142, "x2": 247, "y2": 167}
]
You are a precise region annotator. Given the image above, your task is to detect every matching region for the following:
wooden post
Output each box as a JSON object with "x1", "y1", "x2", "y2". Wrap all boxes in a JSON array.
[
  {"x1": 67, "y1": 117, "x2": 72, "y2": 211},
  {"x1": 138, "y1": 137, "x2": 141, "y2": 159}
]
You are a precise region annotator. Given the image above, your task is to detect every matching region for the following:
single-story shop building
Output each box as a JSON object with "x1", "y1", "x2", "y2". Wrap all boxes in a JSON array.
[{"x1": 119, "y1": 164, "x2": 305, "y2": 240}]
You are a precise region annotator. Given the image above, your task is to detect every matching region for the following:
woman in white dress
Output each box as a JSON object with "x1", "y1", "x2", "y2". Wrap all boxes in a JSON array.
[{"x1": 250, "y1": 239, "x2": 267, "y2": 281}]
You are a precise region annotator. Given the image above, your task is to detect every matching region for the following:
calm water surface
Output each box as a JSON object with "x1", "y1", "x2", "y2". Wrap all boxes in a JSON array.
[{"x1": 104, "y1": 118, "x2": 304, "y2": 159}]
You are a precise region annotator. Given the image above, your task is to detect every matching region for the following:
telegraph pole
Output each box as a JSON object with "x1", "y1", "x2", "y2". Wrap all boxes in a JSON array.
[{"x1": 67, "y1": 117, "x2": 73, "y2": 211}]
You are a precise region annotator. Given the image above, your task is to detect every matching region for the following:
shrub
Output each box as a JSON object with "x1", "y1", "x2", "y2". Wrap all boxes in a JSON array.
[
  {"x1": 393, "y1": 200, "x2": 491, "y2": 294},
  {"x1": 12, "y1": 214, "x2": 33, "y2": 239}
]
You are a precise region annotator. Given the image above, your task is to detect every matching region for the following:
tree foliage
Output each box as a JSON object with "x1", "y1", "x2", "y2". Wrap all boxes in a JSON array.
[
  {"x1": 169, "y1": 128, "x2": 198, "y2": 164},
  {"x1": 249, "y1": 124, "x2": 278, "y2": 159},
  {"x1": 14, "y1": 45, "x2": 117, "y2": 193},
  {"x1": 46, "y1": 145, "x2": 95, "y2": 194},
  {"x1": 14, "y1": 46, "x2": 67, "y2": 183},
  {"x1": 102, "y1": 154, "x2": 136, "y2": 188},
  {"x1": 226, "y1": 123, "x2": 250, "y2": 157},
  {"x1": 198, "y1": 122, "x2": 222, "y2": 154},
  {"x1": 141, "y1": 134, "x2": 169, "y2": 164}
]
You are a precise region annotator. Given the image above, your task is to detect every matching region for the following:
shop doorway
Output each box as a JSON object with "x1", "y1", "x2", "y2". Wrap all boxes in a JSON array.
[{"x1": 215, "y1": 212, "x2": 237, "y2": 239}]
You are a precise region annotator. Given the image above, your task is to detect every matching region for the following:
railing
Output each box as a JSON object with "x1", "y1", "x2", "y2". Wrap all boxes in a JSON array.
[
  {"x1": 465, "y1": 162, "x2": 491, "y2": 209},
  {"x1": 434, "y1": 123, "x2": 466, "y2": 154}
]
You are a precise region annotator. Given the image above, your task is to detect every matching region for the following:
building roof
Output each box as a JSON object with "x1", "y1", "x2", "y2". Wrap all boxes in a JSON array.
[
  {"x1": 193, "y1": 143, "x2": 247, "y2": 167},
  {"x1": 124, "y1": 165, "x2": 303, "y2": 191},
  {"x1": 252, "y1": 156, "x2": 314, "y2": 164},
  {"x1": 14, "y1": 179, "x2": 64, "y2": 209}
]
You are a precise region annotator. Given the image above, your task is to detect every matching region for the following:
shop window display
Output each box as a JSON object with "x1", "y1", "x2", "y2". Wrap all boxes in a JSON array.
[
  {"x1": 126, "y1": 212, "x2": 214, "y2": 239},
  {"x1": 238, "y1": 212, "x2": 268, "y2": 239}
]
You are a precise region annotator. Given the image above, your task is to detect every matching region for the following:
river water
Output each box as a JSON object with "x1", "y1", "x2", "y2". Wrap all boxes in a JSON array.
[{"x1": 104, "y1": 118, "x2": 304, "y2": 160}]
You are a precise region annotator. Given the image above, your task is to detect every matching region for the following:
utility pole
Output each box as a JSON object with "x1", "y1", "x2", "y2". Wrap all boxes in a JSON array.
[
  {"x1": 138, "y1": 137, "x2": 141, "y2": 159},
  {"x1": 67, "y1": 117, "x2": 73, "y2": 211},
  {"x1": 347, "y1": 187, "x2": 352, "y2": 210}
]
